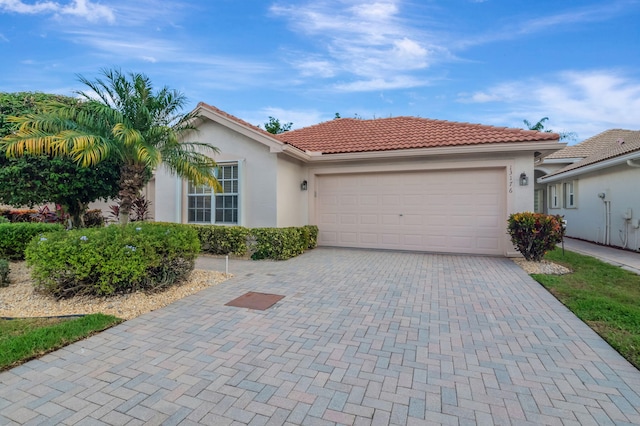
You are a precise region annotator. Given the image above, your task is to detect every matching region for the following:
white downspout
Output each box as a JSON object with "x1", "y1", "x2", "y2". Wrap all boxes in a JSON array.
[{"x1": 606, "y1": 201, "x2": 611, "y2": 245}]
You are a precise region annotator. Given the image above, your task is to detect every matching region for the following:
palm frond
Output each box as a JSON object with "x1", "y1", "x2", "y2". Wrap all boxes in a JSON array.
[{"x1": 164, "y1": 149, "x2": 222, "y2": 192}]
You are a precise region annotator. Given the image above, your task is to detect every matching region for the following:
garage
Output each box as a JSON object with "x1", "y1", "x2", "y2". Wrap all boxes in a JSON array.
[{"x1": 316, "y1": 168, "x2": 507, "y2": 255}]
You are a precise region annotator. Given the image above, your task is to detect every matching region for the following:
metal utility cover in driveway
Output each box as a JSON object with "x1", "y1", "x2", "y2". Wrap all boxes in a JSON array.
[{"x1": 225, "y1": 292, "x2": 284, "y2": 310}]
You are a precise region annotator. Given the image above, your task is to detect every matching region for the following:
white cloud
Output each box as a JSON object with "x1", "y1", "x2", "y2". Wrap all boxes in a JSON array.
[
  {"x1": 460, "y1": 70, "x2": 640, "y2": 139},
  {"x1": 334, "y1": 76, "x2": 426, "y2": 92},
  {"x1": 294, "y1": 59, "x2": 338, "y2": 78},
  {"x1": 243, "y1": 107, "x2": 327, "y2": 130},
  {"x1": 0, "y1": 0, "x2": 115, "y2": 23},
  {"x1": 456, "y1": 1, "x2": 633, "y2": 48},
  {"x1": 271, "y1": 1, "x2": 443, "y2": 92}
]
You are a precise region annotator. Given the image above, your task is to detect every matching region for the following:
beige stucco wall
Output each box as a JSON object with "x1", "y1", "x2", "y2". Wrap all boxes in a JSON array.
[
  {"x1": 546, "y1": 164, "x2": 640, "y2": 250},
  {"x1": 155, "y1": 119, "x2": 279, "y2": 227},
  {"x1": 276, "y1": 155, "x2": 308, "y2": 227}
]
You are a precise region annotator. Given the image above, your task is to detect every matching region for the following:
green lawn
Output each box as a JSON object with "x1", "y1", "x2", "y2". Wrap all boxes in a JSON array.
[
  {"x1": 532, "y1": 248, "x2": 640, "y2": 369},
  {"x1": 0, "y1": 314, "x2": 122, "y2": 371}
]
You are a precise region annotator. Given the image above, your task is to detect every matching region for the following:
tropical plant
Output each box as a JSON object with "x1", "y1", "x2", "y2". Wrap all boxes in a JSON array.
[
  {"x1": 0, "y1": 92, "x2": 121, "y2": 227},
  {"x1": 263, "y1": 116, "x2": 293, "y2": 134},
  {"x1": 523, "y1": 117, "x2": 577, "y2": 141},
  {"x1": 507, "y1": 212, "x2": 565, "y2": 261},
  {"x1": 1, "y1": 69, "x2": 221, "y2": 225}
]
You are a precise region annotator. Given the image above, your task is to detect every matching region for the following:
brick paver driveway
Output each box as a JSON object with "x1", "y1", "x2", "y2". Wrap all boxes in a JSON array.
[{"x1": 2, "y1": 248, "x2": 640, "y2": 425}]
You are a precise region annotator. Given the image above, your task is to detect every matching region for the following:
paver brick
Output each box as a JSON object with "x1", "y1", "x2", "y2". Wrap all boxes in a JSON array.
[{"x1": 2, "y1": 249, "x2": 640, "y2": 424}]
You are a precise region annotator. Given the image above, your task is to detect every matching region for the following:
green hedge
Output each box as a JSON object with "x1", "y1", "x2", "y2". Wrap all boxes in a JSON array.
[
  {"x1": 25, "y1": 223, "x2": 200, "y2": 298},
  {"x1": 193, "y1": 225, "x2": 250, "y2": 256},
  {"x1": 191, "y1": 224, "x2": 319, "y2": 260},
  {"x1": 0, "y1": 258, "x2": 9, "y2": 287},
  {"x1": 250, "y1": 226, "x2": 319, "y2": 260},
  {"x1": 0, "y1": 223, "x2": 65, "y2": 260}
]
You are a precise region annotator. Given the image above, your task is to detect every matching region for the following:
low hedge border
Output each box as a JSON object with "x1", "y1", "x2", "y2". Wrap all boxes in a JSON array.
[
  {"x1": 25, "y1": 222, "x2": 200, "y2": 298},
  {"x1": 194, "y1": 224, "x2": 319, "y2": 260},
  {"x1": 0, "y1": 223, "x2": 65, "y2": 260},
  {"x1": 0, "y1": 222, "x2": 319, "y2": 267}
]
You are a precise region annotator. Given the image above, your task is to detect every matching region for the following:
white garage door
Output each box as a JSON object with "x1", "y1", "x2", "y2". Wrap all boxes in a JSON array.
[{"x1": 316, "y1": 168, "x2": 506, "y2": 255}]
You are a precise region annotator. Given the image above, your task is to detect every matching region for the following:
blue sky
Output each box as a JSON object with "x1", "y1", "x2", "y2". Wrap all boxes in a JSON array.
[{"x1": 1, "y1": 0, "x2": 639, "y2": 142}]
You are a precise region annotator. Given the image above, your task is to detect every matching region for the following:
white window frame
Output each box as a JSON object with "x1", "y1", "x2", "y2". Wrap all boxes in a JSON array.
[
  {"x1": 534, "y1": 189, "x2": 544, "y2": 213},
  {"x1": 215, "y1": 163, "x2": 239, "y2": 225},
  {"x1": 549, "y1": 184, "x2": 560, "y2": 209},
  {"x1": 186, "y1": 162, "x2": 240, "y2": 225},
  {"x1": 187, "y1": 182, "x2": 213, "y2": 223},
  {"x1": 564, "y1": 180, "x2": 577, "y2": 208}
]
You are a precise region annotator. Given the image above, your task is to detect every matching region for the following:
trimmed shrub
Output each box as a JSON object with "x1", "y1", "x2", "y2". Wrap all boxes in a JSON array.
[
  {"x1": 507, "y1": 212, "x2": 565, "y2": 262},
  {"x1": 302, "y1": 225, "x2": 319, "y2": 250},
  {"x1": 25, "y1": 223, "x2": 200, "y2": 298},
  {"x1": 0, "y1": 259, "x2": 9, "y2": 287},
  {"x1": 193, "y1": 225, "x2": 250, "y2": 256},
  {"x1": 250, "y1": 227, "x2": 309, "y2": 260},
  {"x1": 0, "y1": 223, "x2": 65, "y2": 260}
]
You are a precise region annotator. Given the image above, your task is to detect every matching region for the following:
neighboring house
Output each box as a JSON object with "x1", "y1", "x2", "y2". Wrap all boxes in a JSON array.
[
  {"x1": 537, "y1": 129, "x2": 640, "y2": 251},
  {"x1": 154, "y1": 102, "x2": 563, "y2": 256}
]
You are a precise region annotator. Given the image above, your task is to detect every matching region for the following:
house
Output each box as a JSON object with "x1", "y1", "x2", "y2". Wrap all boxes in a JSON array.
[
  {"x1": 154, "y1": 102, "x2": 564, "y2": 256},
  {"x1": 537, "y1": 129, "x2": 640, "y2": 251}
]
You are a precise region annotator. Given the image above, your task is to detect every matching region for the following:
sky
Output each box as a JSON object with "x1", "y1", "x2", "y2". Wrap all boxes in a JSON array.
[{"x1": 1, "y1": 0, "x2": 639, "y2": 142}]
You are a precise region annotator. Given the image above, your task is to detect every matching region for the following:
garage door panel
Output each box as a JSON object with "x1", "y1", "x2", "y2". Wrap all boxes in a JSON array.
[
  {"x1": 340, "y1": 214, "x2": 357, "y2": 225},
  {"x1": 359, "y1": 233, "x2": 378, "y2": 244},
  {"x1": 339, "y1": 232, "x2": 358, "y2": 243},
  {"x1": 316, "y1": 169, "x2": 506, "y2": 255},
  {"x1": 381, "y1": 234, "x2": 401, "y2": 245},
  {"x1": 380, "y1": 214, "x2": 400, "y2": 225},
  {"x1": 320, "y1": 213, "x2": 337, "y2": 224},
  {"x1": 360, "y1": 214, "x2": 378, "y2": 225},
  {"x1": 403, "y1": 215, "x2": 423, "y2": 225}
]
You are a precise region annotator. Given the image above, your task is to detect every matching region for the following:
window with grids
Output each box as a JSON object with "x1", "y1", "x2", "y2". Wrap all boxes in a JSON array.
[
  {"x1": 215, "y1": 164, "x2": 239, "y2": 224},
  {"x1": 549, "y1": 184, "x2": 560, "y2": 209},
  {"x1": 187, "y1": 163, "x2": 238, "y2": 224},
  {"x1": 564, "y1": 181, "x2": 576, "y2": 208},
  {"x1": 187, "y1": 182, "x2": 213, "y2": 223}
]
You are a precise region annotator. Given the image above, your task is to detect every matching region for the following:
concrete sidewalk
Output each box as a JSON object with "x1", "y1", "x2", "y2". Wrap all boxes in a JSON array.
[{"x1": 562, "y1": 237, "x2": 640, "y2": 275}]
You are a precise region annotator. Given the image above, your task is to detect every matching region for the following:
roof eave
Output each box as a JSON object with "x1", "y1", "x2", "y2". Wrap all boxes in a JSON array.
[
  {"x1": 306, "y1": 140, "x2": 564, "y2": 162},
  {"x1": 195, "y1": 105, "x2": 285, "y2": 152},
  {"x1": 539, "y1": 152, "x2": 640, "y2": 183}
]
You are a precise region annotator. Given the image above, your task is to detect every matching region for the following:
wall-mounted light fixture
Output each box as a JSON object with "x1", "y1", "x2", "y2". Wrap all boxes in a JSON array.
[
  {"x1": 300, "y1": 180, "x2": 308, "y2": 191},
  {"x1": 519, "y1": 172, "x2": 528, "y2": 186}
]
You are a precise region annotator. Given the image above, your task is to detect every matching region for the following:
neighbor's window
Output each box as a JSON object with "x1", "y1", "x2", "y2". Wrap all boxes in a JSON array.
[
  {"x1": 549, "y1": 184, "x2": 560, "y2": 209},
  {"x1": 187, "y1": 163, "x2": 239, "y2": 224},
  {"x1": 564, "y1": 181, "x2": 576, "y2": 208}
]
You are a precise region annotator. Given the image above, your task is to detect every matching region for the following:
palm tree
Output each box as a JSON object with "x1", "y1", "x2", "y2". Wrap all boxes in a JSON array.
[
  {"x1": 523, "y1": 117, "x2": 551, "y2": 132},
  {"x1": 1, "y1": 69, "x2": 221, "y2": 224},
  {"x1": 524, "y1": 117, "x2": 577, "y2": 141}
]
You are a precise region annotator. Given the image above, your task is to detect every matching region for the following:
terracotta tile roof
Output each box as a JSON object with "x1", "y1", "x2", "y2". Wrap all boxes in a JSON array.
[
  {"x1": 197, "y1": 102, "x2": 275, "y2": 138},
  {"x1": 274, "y1": 116, "x2": 559, "y2": 154},
  {"x1": 545, "y1": 129, "x2": 633, "y2": 159},
  {"x1": 545, "y1": 129, "x2": 640, "y2": 177}
]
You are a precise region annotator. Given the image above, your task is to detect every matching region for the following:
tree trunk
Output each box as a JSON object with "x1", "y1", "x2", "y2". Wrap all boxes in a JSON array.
[{"x1": 118, "y1": 163, "x2": 147, "y2": 226}]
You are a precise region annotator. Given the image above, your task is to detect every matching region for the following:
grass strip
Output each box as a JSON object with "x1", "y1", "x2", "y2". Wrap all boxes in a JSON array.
[
  {"x1": 532, "y1": 248, "x2": 640, "y2": 369},
  {"x1": 0, "y1": 313, "x2": 122, "y2": 371}
]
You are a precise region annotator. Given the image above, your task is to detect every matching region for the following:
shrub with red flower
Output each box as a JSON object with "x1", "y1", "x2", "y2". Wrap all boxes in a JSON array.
[{"x1": 507, "y1": 212, "x2": 565, "y2": 262}]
